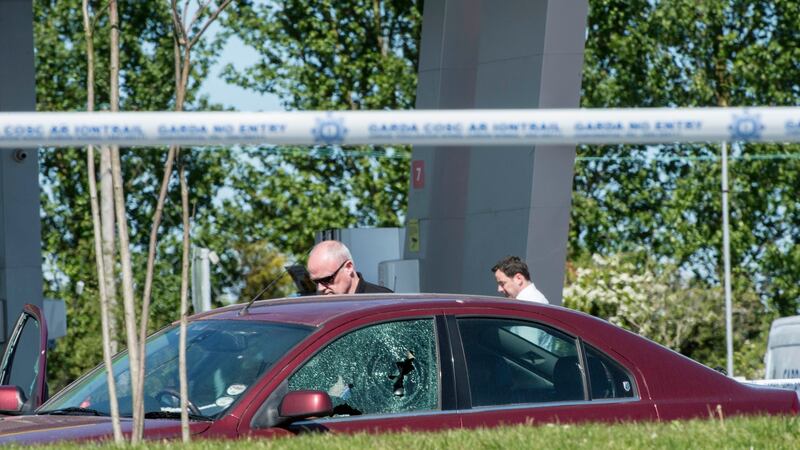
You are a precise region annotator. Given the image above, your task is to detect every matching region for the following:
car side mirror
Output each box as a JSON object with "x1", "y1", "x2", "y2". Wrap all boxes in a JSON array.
[
  {"x1": 278, "y1": 390, "x2": 333, "y2": 422},
  {"x1": 0, "y1": 385, "x2": 27, "y2": 413}
]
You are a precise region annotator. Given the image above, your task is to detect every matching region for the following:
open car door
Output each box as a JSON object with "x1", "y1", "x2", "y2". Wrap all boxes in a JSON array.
[{"x1": 0, "y1": 304, "x2": 48, "y2": 414}]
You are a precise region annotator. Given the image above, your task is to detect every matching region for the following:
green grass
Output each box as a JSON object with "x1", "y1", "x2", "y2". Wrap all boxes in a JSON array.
[{"x1": 11, "y1": 415, "x2": 800, "y2": 449}]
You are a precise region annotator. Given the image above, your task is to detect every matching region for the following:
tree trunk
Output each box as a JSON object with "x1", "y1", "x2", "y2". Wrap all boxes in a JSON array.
[
  {"x1": 164, "y1": 0, "x2": 232, "y2": 437},
  {"x1": 82, "y1": 0, "x2": 122, "y2": 442},
  {"x1": 110, "y1": 146, "x2": 142, "y2": 443},
  {"x1": 100, "y1": 147, "x2": 118, "y2": 354},
  {"x1": 178, "y1": 155, "x2": 191, "y2": 442},
  {"x1": 108, "y1": 0, "x2": 144, "y2": 442},
  {"x1": 137, "y1": 146, "x2": 176, "y2": 382}
]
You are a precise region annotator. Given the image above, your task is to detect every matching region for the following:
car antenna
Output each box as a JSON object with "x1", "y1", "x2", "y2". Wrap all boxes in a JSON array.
[{"x1": 238, "y1": 269, "x2": 289, "y2": 316}]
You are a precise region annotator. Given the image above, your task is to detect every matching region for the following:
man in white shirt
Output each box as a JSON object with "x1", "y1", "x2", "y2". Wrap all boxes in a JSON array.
[
  {"x1": 491, "y1": 256, "x2": 549, "y2": 304},
  {"x1": 491, "y1": 255, "x2": 552, "y2": 349}
]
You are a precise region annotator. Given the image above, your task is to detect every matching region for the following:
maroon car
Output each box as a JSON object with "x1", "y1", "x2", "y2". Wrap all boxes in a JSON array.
[{"x1": 0, "y1": 295, "x2": 797, "y2": 443}]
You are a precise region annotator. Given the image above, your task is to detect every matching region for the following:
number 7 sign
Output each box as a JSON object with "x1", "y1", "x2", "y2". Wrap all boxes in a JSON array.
[{"x1": 411, "y1": 160, "x2": 425, "y2": 189}]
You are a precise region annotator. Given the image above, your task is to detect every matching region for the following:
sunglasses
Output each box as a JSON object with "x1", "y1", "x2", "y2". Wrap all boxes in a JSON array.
[{"x1": 311, "y1": 260, "x2": 349, "y2": 286}]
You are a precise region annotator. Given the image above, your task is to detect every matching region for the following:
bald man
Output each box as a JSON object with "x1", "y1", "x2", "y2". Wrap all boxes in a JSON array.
[{"x1": 307, "y1": 240, "x2": 393, "y2": 295}]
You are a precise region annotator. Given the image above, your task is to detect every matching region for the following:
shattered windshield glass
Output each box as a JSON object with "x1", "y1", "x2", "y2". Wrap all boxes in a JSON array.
[
  {"x1": 40, "y1": 320, "x2": 312, "y2": 419},
  {"x1": 288, "y1": 319, "x2": 438, "y2": 416}
]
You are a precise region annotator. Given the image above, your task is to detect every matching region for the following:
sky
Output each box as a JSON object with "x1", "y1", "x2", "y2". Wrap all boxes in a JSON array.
[{"x1": 198, "y1": 32, "x2": 282, "y2": 112}]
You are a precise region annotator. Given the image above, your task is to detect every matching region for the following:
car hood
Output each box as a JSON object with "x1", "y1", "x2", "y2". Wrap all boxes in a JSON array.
[{"x1": 0, "y1": 414, "x2": 212, "y2": 444}]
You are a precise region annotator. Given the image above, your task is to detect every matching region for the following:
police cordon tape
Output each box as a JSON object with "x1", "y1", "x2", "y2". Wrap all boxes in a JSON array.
[{"x1": 2, "y1": 107, "x2": 800, "y2": 147}]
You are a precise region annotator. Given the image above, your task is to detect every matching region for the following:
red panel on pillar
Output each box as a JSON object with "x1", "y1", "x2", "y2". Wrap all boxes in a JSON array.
[{"x1": 411, "y1": 160, "x2": 425, "y2": 189}]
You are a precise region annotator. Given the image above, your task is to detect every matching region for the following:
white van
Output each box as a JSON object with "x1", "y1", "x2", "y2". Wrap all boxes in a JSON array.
[{"x1": 764, "y1": 315, "x2": 800, "y2": 380}]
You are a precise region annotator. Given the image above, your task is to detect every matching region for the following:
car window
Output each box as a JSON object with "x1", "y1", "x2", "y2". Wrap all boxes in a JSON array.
[
  {"x1": 288, "y1": 319, "x2": 439, "y2": 417},
  {"x1": 2, "y1": 314, "x2": 42, "y2": 402},
  {"x1": 585, "y1": 345, "x2": 636, "y2": 400},
  {"x1": 41, "y1": 320, "x2": 312, "y2": 419},
  {"x1": 457, "y1": 318, "x2": 583, "y2": 407}
]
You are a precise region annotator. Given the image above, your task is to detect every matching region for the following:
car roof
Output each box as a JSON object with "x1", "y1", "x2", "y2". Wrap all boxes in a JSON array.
[{"x1": 188, "y1": 293, "x2": 566, "y2": 328}]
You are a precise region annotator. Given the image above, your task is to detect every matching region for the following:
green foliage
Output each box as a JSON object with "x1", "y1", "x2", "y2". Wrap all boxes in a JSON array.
[
  {"x1": 563, "y1": 252, "x2": 772, "y2": 378},
  {"x1": 216, "y1": 0, "x2": 421, "y2": 259},
  {"x1": 576, "y1": 0, "x2": 800, "y2": 309},
  {"x1": 34, "y1": 0, "x2": 229, "y2": 390},
  {"x1": 573, "y1": 0, "x2": 800, "y2": 374},
  {"x1": 222, "y1": 0, "x2": 420, "y2": 111},
  {"x1": 208, "y1": 234, "x2": 295, "y2": 303}
]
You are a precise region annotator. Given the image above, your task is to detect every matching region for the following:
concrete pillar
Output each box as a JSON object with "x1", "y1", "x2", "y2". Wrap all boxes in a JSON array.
[
  {"x1": 406, "y1": 0, "x2": 588, "y2": 304},
  {"x1": 0, "y1": 0, "x2": 43, "y2": 342}
]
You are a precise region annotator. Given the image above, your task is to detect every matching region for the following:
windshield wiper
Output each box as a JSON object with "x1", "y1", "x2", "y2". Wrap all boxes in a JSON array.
[
  {"x1": 144, "y1": 410, "x2": 212, "y2": 422},
  {"x1": 40, "y1": 406, "x2": 108, "y2": 416}
]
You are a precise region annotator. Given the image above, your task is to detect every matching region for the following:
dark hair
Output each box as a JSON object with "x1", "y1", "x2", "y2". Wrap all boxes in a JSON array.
[{"x1": 491, "y1": 256, "x2": 530, "y2": 281}]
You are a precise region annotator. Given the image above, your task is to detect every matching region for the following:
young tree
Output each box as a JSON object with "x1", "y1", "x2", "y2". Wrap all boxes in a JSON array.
[
  {"x1": 34, "y1": 0, "x2": 230, "y2": 391},
  {"x1": 156, "y1": 1, "x2": 231, "y2": 439},
  {"x1": 105, "y1": 0, "x2": 150, "y2": 441},
  {"x1": 81, "y1": 0, "x2": 122, "y2": 442}
]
